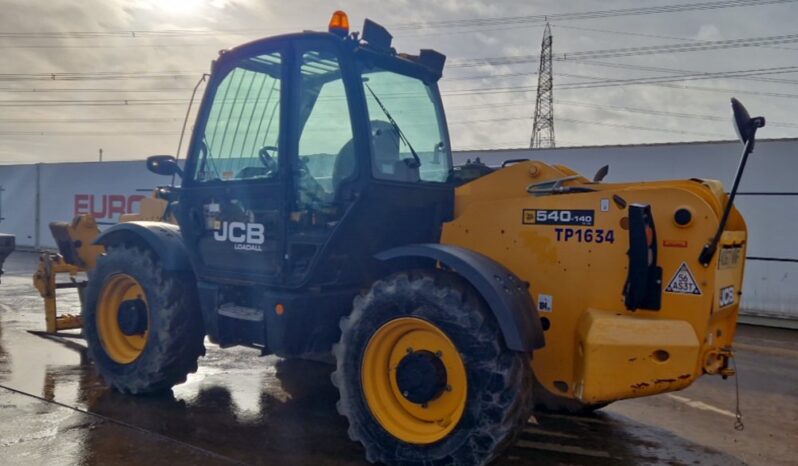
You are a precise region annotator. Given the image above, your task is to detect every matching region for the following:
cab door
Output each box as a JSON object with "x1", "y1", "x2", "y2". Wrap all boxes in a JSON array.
[
  {"x1": 178, "y1": 47, "x2": 288, "y2": 285},
  {"x1": 282, "y1": 39, "x2": 367, "y2": 284}
]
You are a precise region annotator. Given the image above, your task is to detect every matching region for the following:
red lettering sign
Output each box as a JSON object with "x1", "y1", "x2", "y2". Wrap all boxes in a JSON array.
[{"x1": 73, "y1": 194, "x2": 147, "y2": 220}]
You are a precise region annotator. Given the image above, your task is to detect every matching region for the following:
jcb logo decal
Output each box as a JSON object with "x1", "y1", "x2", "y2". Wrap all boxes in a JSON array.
[{"x1": 214, "y1": 222, "x2": 265, "y2": 251}]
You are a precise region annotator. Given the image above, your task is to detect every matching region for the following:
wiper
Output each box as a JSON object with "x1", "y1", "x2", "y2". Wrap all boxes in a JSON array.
[{"x1": 364, "y1": 83, "x2": 421, "y2": 168}]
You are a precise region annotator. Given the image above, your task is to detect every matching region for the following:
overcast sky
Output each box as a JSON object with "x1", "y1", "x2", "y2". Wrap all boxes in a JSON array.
[{"x1": 0, "y1": 0, "x2": 796, "y2": 163}]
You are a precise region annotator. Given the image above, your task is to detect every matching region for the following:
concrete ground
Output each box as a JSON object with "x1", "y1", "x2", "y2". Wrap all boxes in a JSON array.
[{"x1": 1, "y1": 251, "x2": 796, "y2": 465}]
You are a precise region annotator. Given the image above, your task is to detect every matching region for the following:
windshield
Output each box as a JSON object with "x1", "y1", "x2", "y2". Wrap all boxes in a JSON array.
[
  {"x1": 361, "y1": 68, "x2": 450, "y2": 183},
  {"x1": 192, "y1": 52, "x2": 283, "y2": 183}
]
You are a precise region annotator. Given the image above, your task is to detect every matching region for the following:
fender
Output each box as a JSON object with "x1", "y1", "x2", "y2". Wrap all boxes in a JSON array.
[
  {"x1": 94, "y1": 221, "x2": 192, "y2": 272},
  {"x1": 375, "y1": 243, "x2": 545, "y2": 352}
]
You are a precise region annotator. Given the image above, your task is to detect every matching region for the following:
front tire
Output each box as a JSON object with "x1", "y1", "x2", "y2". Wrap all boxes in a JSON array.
[
  {"x1": 85, "y1": 244, "x2": 205, "y2": 394},
  {"x1": 332, "y1": 271, "x2": 533, "y2": 465}
]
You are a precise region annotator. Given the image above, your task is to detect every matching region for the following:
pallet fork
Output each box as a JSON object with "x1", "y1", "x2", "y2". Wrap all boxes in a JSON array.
[{"x1": 32, "y1": 215, "x2": 103, "y2": 333}]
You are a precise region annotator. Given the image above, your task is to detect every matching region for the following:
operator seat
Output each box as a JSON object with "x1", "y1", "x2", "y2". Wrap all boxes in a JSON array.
[{"x1": 332, "y1": 120, "x2": 420, "y2": 193}]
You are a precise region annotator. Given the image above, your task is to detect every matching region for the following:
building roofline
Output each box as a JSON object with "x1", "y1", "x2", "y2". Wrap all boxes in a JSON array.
[{"x1": 455, "y1": 136, "x2": 798, "y2": 154}]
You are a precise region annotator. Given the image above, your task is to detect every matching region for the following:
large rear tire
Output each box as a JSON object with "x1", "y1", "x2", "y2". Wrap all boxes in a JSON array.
[
  {"x1": 332, "y1": 271, "x2": 533, "y2": 465},
  {"x1": 85, "y1": 244, "x2": 205, "y2": 394}
]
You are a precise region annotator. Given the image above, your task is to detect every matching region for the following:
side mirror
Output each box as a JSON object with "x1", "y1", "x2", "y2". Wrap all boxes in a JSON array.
[
  {"x1": 146, "y1": 155, "x2": 183, "y2": 178},
  {"x1": 699, "y1": 98, "x2": 766, "y2": 266},
  {"x1": 731, "y1": 98, "x2": 765, "y2": 145}
]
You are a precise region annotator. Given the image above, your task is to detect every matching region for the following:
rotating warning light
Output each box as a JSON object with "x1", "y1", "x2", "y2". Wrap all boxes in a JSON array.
[{"x1": 329, "y1": 11, "x2": 349, "y2": 37}]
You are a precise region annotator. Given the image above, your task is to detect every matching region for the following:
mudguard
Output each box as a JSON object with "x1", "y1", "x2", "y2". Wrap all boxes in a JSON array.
[
  {"x1": 94, "y1": 221, "x2": 192, "y2": 272},
  {"x1": 376, "y1": 243, "x2": 545, "y2": 352}
]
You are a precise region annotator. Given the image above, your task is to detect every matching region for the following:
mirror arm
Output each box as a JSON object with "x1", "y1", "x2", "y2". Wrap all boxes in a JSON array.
[{"x1": 698, "y1": 137, "x2": 754, "y2": 267}]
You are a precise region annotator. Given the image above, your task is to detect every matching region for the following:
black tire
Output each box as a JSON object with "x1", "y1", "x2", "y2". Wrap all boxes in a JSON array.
[
  {"x1": 332, "y1": 270, "x2": 533, "y2": 465},
  {"x1": 84, "y1": 244, "x2": 205, "y2": 394},
  {"x1": 532, "y1": 377, "x2": 610, "y2": 415}
]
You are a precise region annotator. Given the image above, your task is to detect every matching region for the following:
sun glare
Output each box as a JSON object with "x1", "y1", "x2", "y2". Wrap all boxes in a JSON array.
[{"x1": 145, "y1": 0, "x2": 208, "y2": 15}]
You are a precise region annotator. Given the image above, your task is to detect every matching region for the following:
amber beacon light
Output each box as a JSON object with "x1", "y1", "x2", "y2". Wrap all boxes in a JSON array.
[{"x1": 329, "y1": 10, "x2": 349, "y2": 36}]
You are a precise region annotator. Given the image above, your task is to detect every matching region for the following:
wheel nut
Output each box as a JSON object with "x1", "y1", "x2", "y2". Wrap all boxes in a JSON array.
[
  {"x1": 435, "y1": 351, "x2": 442, "y2": 358},
  {"x1": 406, "y1": 347, "x2": 414, "y2": 354},
  {"x1": 445, "y1": 385, "x2": 452, "y2": 392}
]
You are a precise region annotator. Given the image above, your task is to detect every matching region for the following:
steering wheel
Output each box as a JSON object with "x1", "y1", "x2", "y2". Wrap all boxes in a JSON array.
[{"x1": 258, "y1": 146, "x2": 279, "y2": 173}]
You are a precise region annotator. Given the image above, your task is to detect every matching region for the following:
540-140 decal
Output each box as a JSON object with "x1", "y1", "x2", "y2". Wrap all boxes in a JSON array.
[
  {"x1": 523, "y1": 209, "x2": 615, "y2": 244},
  {"x1": 523, "y1": 209, "x2": 594, "y2": 226}
]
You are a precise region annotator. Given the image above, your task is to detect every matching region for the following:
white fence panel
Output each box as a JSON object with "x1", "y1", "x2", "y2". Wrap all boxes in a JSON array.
[{"x1": 0, "y1": 165, "x2": 38, "y2": 247}]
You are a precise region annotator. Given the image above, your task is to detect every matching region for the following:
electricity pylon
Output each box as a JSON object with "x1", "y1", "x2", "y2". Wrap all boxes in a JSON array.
[{"x1": 530, "y1": 23, "x2": 555, "y2": 149}]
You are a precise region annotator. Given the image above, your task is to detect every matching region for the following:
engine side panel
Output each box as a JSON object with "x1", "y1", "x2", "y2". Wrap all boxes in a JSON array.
[{"x1": 442, "y1": 161, "x2": 746, "y2": 404}]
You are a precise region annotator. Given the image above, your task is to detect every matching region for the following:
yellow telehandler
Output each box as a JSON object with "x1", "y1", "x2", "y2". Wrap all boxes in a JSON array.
[{"x1": 34, "y1": 12, "x2": 758, "y2": 465}]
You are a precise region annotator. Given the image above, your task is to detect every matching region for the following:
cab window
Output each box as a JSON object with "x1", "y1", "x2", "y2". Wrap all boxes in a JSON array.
[
  {"x1": 361, "y1": 68, "x2": 450, "y2": 183},
  {"x1": 295, "y1": 49, "x2": 356, "y2": 208},
  {"x1": 193, "y1": 52, "x2": 282, "y2": 182}
]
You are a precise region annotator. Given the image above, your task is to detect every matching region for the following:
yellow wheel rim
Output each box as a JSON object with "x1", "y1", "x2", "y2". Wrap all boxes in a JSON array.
[
  {"x1": 362, "y1": 317, "x2": 467, "y2": 445},
  {"x1": 96, "y1": 274, "x2": 149, "y2": 364}
]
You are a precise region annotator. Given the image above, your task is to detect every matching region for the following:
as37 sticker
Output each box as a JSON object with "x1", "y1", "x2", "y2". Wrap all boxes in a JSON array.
[{"x1": 523, "y1": 209, "x2": 594, "y2": 226}]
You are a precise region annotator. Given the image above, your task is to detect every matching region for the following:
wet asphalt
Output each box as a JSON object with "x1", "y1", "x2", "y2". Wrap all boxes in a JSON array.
[{"x1": 1, "y1": 251, "x2": 796, "y2": 466}]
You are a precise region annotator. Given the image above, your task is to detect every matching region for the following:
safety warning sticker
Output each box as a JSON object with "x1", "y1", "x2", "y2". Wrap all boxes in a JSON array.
[
  {"x1": 665, "y1": 262, "x2": 702, "y2": 295},
  {"x1": 537, "y1": 294, "x2": 553, "y2": 312}
]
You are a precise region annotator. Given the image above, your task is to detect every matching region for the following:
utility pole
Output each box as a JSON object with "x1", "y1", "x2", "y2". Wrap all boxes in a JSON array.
[
  {"x1": 530, "y1": 23, "x2": 555, "y2": 149},
  {"x1": 99, "y1": 148, "x2": 103, "y2": 162}
]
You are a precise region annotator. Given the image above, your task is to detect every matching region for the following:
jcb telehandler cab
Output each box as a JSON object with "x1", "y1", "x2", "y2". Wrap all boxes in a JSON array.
[{"x1": 38, "y1": 12, "x2": 759, "y2": 466}]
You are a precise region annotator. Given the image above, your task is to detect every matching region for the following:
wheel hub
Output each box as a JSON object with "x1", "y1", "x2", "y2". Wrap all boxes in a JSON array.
[
  {"x1": 396, "y1": 350, "x2": 448, "y2": 404},
  {"x1": 117, "y1": 298, "x2": 148, "y2": 336},
  {"x1": 361, "y1": 317, "x2": 468, "y2": 444},
  {"x1": 97, "y1": 273, "x2": 149, "y2": 364}
]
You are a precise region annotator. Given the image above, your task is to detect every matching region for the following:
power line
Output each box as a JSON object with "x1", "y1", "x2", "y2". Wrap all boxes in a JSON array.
[
  {"x1": 440, "y1": 64, "x2": 798, "y2": 96},
  {"x1": 0, "y1": 29, "x2": 265, "y2": 39},
  {"x1": 0, "y1": 98, "x2": 189, "y2": 107},
  {"x1": 553, "y1": 23, "x2": 798, "y2": 52},
  {"x1": 552, "y1": 71, "x2": 798, "y2": 99},
  {"x1": 449, "y1": 32, "x2": 798, "y2": 68},
  {"x1": 0, "y1": 87, "x2": 195, "y2": 93},
  {"x1": 0, "y1": 0, "x2": 792, "y2": 42},
  {"x1": 0, "y1": 72, "x2": 203, "y2": 82},
  {"x1": 1, "y1": 63, "x2": 795, "y2": 106},
  {"x1": 3, "y1": 99, "x2": 792, "y2": 130},
  {"x1": 1, "y1": 63, "x2": 796, "y2": 108},
  {"x1": 0, "y1": 130, "x2": 180, "y2": 136},
  {"x1": 0, "y1": 117, "x2": 184, "y2": 123},
  {"x1": 393, "y1": 0, "x2": 798, "y2": 30},
  {"x1": 575, "y1": 60, "x2": 798, "y2": 85},
  {"x1": 556, "y1": 65, "x2": 798, "y2": 89},
  {"x1": 0, "y1": 43, "x2": 225, "y2": 49},
  {"x1": 556, "y1": 100, "x2": 798, "y2": 128}
]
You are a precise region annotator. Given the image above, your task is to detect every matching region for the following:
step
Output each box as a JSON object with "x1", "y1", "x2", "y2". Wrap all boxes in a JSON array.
[{"x1": 217, "y1": 303, "x2": 264, "y2": 322}]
